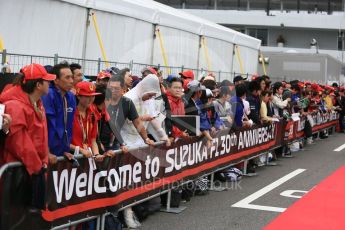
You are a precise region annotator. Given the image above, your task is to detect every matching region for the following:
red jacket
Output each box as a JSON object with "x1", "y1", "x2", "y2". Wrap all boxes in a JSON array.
[
  {"x1": 0, "y1": 86, "x2": 48, "y2": 175},
  {"x1": 166, "y1": 91, "x2": 185, "y2": 138}
]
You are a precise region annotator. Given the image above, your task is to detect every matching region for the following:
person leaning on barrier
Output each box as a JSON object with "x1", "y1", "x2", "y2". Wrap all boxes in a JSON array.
[
  {"x1": 213, "y1": 86, "x2": 233, "y2": 128},
  {"x1": 247, "y1": 80, "x2": 262, "y2": 125},
  {"x1": 0, "y1": 64, "x2": 56, "y2": 209},
  {"x1": 260, "y1": 90, "x2": 274, "y2": 123},
  {"x1": 272, "y1": 82, "x2": 291, "y2": 118},
  {"x1": 166, "y1": 76, "x2": 189, "y2": 139},
  {"x1": 41, "y1": 61, "x2": 76, "y2": 164},
  {"x1": 106, "y1": 75, "x2": 154, "y2": 155},
  {"x1": 184, "y1": 80, "x2": 205, "y2": 117},
  {"x1": 70, "y1": 82, "x2": 104, "y2": 161},
  {"x1": 0, "y1": 63, "x2": 55, "y2": 173},
  {"x1": 92, "y1": 84, "x2": 112, "y2": 154},
  {"x1": 230, "y1": 84, "x2": 251, "y2": 128},
  {"x1": 198, "y1": 89, "x2": 224, "y2": 147},
  {"x1": 121, "y1": 74, "x2": 170, "y2": 148}
]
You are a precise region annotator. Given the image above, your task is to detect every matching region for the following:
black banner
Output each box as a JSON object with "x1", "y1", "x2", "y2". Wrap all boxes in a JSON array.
[{"x1": 0, "y1": 113, "x2": 338, "y2": 229}]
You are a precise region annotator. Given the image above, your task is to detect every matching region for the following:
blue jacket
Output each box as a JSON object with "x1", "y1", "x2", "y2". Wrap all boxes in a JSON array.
[
  {"x1": 230, "y1": 96, "x2": 244, "y2": 128},
  {"x1": 195, "y1": 100, "x2": 211, "y2": 131},
  {"x1": 41, "y1": 84, "x2": 76, "y2": 156}
]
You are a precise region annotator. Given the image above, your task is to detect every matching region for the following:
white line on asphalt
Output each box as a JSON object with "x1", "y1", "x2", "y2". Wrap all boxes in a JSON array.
[
  {"x1": 280, "y1": 190, "x2": 308, "y2": 199},
  {"x1": 232, "y1": 169, "x2": 306, "y2": 212},
  {"x1": 333, "y1": 143, "x2": 345, "y2": 152}
]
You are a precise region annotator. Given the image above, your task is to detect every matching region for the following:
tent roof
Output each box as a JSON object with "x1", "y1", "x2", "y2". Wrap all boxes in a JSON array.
[{"x1": 60, "y1": 0, "x2": 261, "y2": 49}]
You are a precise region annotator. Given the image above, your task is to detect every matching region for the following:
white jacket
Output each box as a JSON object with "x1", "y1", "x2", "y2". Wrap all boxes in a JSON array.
[{"x1": 120, "y1": 75, "x2": 168, "y2": 147}]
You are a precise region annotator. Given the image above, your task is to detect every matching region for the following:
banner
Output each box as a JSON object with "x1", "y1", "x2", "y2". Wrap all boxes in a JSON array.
[{"x1": 0, "y1": 113, "x2": 338, "y2": 229}]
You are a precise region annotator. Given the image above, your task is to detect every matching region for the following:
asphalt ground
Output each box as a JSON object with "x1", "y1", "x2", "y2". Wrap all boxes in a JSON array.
[{"x1": 140, "y1": 133, "x2": 345, "y2": 230}]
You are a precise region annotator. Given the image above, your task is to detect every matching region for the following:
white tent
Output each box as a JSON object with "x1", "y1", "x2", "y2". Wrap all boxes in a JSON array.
[{"x1": 0, "y1": 0, "x2": 261, "y2": 79}]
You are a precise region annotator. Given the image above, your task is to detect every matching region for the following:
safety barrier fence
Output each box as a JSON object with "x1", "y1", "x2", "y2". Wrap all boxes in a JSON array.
[
  {"x1": 0, "y1": 111, "x2": 338, "y2": 230},
  {"x1": 0, "y1": 50, "x2": 256, "y2": 82}
]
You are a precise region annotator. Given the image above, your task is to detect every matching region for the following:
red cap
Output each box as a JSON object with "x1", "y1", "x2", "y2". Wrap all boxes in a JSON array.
[
  {"x1": 20, "y1": 63, "x2": 56, "y2": 82},
  {"x1": 147, "y1": 67, "x2": 158, "y2": 75},
  {"x1": 317, "y1": 86, "x2": 324, "y2": 92},
  {"x1": 311, "y1": 83, "x2": 319, "y2": 90},
  {"x1": 97, "y1": 71, "x2": 111, "y2": 80},
  {"x1": 179, "y1": 70, "x2": 195, "y2": 80},
  {"x1": 298, "y1": 82, "x2": 305, "y2": 88},
  {"x1": 75, "y1": 82, "x2": 101, "y2": 96}
]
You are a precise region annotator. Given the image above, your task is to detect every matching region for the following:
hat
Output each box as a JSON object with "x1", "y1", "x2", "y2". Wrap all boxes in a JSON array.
[
  {"x1": 233, "y1": 75, "x2": 243, "y2": 83},
  {"x1": 141, "y1": 66, "x2": 157, "y2": 75},
  {"x1": 179, "y1": 70, "x2": 195, "y2": 80},
  {"x1": 105, "y1": 67, "x2": 120, "y2": 75},
  {"x1": 97, "y1": 71, "x2": 111, "y2": 80},
  {"x1": 20, "y1": 63, "x2": 56, "y2": 82},
  {"x1": 167, "y1": 74, "x2": 178, "y2": 82},
  {"x1": 205, "y1": 88, "x2": 213, "y2": 97},
  {"x1": 75, "y1": 82, "x2": 101, "y2": 96},
  {"x1": 187, "y1": 80, "x2": 206, "y2": 92}
]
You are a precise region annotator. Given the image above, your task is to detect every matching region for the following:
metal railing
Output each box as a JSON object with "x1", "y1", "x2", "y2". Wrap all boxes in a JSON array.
[{"x1": 0, "y1": 50, "x2": 254, "y2": 82}]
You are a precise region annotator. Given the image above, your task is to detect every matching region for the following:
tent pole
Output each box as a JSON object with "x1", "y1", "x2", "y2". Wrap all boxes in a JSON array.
[{"x1": 82, "y1": 8, "x2": 91, "y2": 68}]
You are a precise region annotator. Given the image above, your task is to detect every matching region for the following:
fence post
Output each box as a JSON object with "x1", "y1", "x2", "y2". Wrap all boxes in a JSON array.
[
  {"x1": 1, "y1": 49, "x2": 6, "y2": 65},
  {"x1": 54, "y1": 54, "x2": 58, "y2": 65},
  {"x1": 97, "y1": 58, "x2": 101, "y2": 73},
  {"x1": 181, "y1": 65, "x2": 184, "y2": 72},
  {"x1": 129, "y1": 60, "x2": 134, "y2": 71},
  {"x1": 247, "y1": 73, "x2": 249, "y2": 80},
  {"x1": 218, "y1": 70, "x2": 221, "y2": 82}
]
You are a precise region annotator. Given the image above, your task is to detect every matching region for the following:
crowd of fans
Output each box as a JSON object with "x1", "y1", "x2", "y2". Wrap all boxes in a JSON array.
[{"x1": 0, "y1": 62, "x2": 344, "y2": 229}]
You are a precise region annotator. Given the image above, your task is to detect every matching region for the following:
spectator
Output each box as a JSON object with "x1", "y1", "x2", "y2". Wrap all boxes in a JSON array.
[
  {"x1": 70, "y1": 82, "x2": 103, "y2": 161},
  {"x1": 141, "y1": 66, "x2": 157, "y2": 79},
  {"x1": 185, "y1": 80, "x2": 205, "y2": 116},
  {"x1": 106, "y1": 75, "x2": 154, "y2": 156},
  {"x1": 260, "y1": 90, "x2": 274, "y2": 123},
  {"x1": 121, "y1": 75, "x2": 169, "y2": 147},
  {"x1": 166, "y1": 77, "x2": 188, "y2": 139},
  {"x1": 256, "y1": 76, "x2": 266, "y2": 92},
  {"x1": 91, "y1": 84, "x2": 111, "y2": 154},
  {"x1": 200, "y1": 88, "x2": 225, "y2": 132},
  {"x1": 120, "y1": 75, "x2": 165, "y2": 229},
  {"x1": 262, "y1": 75, "x2": 271, "y2": 90},
  {"x1": 213, "y1": 86, "x2": 233, "y2": 128},
  {"x1": 70, "y1": 63, "x2": 83, "y2": 95},
  {"x1": 272, "y1": 82, "x2": 290, "y2": 117},
  {"x1": 1, "y1": 62, "x2": 11, "y2": 73},
  {"x1": 179, "y1": 70, "x2": 195, "y2": 92},
  {"x1": 41, "y1": 61, "x2": 76, "y2": 163},
  {"x1": 290, "y1": 84, "x2": 301, "y2": 113},
  {"x1": 105, "y1": 66, "x2": 120, "y2": 76},
  {"x1": 96, "y1": 71, "x2": 111, "y2": 87},
  {"x1": 230, "y1": 84, "x2": 251, "y2": 128},
  {"x1": 247, "y1": 80, "x2": 262, "y2": 125},
  {"x1": 305, "y1": 82, "x2": 312, "y2": 93},
  {"x1": 119, "y1": 68, "x2": 133, "y2": 93},
  {"x1": 0, "y1": 63, "x2": 56, "y2": 209},
  {"x1": 0, "y1": 113, "x2": 11, "y2": 157},
  {"x1": 233, "y1": 75, "x2": 244, "y2": 86}
]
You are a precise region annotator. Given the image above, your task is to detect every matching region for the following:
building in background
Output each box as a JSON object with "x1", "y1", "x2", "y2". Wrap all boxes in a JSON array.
[{"x1": 156, "y1": 0, "x2": 345, "y2": 83}]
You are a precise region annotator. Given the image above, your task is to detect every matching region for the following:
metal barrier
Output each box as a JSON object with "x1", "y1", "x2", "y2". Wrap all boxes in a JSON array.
[
  {"x1": 0, "y1": 50, "x2": 251, "y2": 82},
  {"x1": 0, "y1": 117, "x2": 337, "y2": 230}
]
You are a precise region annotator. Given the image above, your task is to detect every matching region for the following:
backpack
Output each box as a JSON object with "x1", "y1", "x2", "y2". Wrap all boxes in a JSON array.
[{"x1": 219, "y1": 167, "x2": 243, "y2": 182}]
